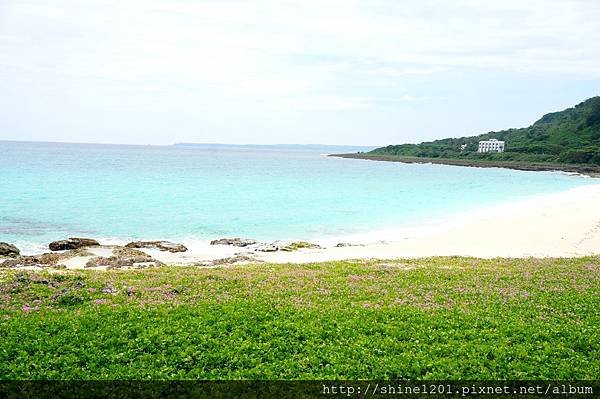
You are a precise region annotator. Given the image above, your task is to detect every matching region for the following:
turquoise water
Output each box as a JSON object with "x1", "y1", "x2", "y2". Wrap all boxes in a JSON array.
[{"x1": 0, "y1": 140, "x2": 594, "y2": 253}]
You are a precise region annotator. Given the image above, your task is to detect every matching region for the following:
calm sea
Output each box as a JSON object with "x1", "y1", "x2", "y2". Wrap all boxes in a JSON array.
[{"x1": 0, "y1": 140, "x2": 594, "y2": 253}]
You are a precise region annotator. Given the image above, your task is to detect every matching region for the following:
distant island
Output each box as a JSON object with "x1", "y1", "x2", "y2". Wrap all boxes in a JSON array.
[
  {"x1": 174, "y1": 143, "x2": 376, "y2": 152},
  {"x1": 333, "y1": 96, "x2": 600, "y2": 176}
]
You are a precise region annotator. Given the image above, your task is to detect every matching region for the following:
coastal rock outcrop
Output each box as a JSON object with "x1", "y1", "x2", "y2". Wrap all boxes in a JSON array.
[
  {"x1": 125, "y1": 240, "x2": 187, "y2": 253},
  {"x1": 280, "y1": 241, "x2": 321, "y2": 251},
  {"x1": 335, "y1": 242, "x2": 364, "y2": 247},
  {"x1": 0, "y1": 248, "x2": 94, "y2": 268},
  {"x1": 210, "y1": 238, "x2": 257, "y2": 247},
  {"x1": 85, "y1": 247, "x2": 164, "y2": 269},
  {"x1": 255, "y1": 241, "x2": 321, "y2": 252},
  {"x1": 1, "y1": 254, "x2": 53, "y2": 268},
  {"x1": 256, "y1": 243, "x2": 279, "y2": 252},
  {"x1": 0, "y1": 242, "x2": 20, "y2": 257},
  {"x1": 49, "y1": 238, "x2": 99, "y2": 251},
  {"x1": 1, "y1": 256, "x2": 43, "y2": 268},
  {"x1": 199, "y1": 255, "x2": 261, "y2": 266}
]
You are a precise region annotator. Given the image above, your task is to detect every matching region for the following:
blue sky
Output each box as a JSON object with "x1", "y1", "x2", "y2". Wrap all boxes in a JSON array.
[{"x1": 0, "y1": 0, "x2": 599, "y2": 146}]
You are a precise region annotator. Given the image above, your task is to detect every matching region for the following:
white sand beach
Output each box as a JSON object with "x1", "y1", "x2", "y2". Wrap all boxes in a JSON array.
[{"x1": 253, "y1": 183, "x2": 600, "y2": 262}]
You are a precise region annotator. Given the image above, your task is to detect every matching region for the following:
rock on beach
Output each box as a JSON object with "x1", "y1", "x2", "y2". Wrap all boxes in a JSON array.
[
  {"x1": 49, "y1": 238, "x2": 99, "y2": 251},
  {"x1": 125, "y1": 240, "x2": 188, "y2": 253},
  {"x1": 209, "y1": 238, "x2": 257, "y2": 247},
  {"x1": 0, "y1": 242, "x2": 20, "y2": 257}
]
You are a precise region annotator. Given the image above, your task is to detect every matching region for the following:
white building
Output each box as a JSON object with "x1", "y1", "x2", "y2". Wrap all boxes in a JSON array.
[{"x1": 478, "y1": 139, "x2": 505, "y2": 153}]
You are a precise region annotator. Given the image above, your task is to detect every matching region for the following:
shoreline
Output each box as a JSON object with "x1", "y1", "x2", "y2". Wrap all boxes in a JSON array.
[
  {"x1": 330, "y1": 153, "x2": 600, "y2": 178},
  {"x1": 2, "y1": 184, "x2": 600, "y2": 268},
  {"x1": 256, "y1": 183, "x2": 600, "y2": 262}
]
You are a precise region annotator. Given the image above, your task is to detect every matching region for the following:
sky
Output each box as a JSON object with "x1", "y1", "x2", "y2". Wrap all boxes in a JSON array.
[{"x1": 0, "y1": 0, "x2": 599, "y2": 146}]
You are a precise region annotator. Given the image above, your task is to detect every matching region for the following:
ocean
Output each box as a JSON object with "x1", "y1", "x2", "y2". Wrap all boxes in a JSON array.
[{"x1": 0, "y1": 140, "x2": 594, "y2": 254}]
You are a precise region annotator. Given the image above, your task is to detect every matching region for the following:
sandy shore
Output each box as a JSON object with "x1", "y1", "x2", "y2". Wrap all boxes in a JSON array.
[
  {"x1": 254, "y1": 183, "x2": 600, "y2": 262},
  {"x1": 2, "y1": 184, "x2": 600, "y2": 269}
]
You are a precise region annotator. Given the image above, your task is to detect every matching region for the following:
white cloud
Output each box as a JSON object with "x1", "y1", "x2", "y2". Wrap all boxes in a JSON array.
[
  {"x1": 0, "y1": 0, "x2": 598, "y2": 144},
  {"x1": 2, "y1": 0, "x2": 599, "y2": 86}
]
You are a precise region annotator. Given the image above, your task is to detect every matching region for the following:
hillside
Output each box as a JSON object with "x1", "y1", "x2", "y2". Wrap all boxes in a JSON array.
[{"x1": 370, "y1": 96, "x2": 600, "y2": 165}]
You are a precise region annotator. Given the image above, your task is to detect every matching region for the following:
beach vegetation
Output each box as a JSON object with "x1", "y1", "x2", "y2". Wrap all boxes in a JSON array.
[{"x1": 1, "y1": 257, "x2": 598, "y2": 379}]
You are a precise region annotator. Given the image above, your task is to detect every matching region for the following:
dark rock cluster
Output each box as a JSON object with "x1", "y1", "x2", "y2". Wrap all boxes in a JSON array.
[
  {"x1": 85, "y1": 247, "x2": 164, "y2": 269},
  {"x1": 0, "y1": 242, "x2": 20, "y2": 257},
  {"x1": 125, "y1": 240, "x2": 188, "y2": 253},
  {"x1": 210, "y1": 238, "x2": 257, "y2": 247},
  {"x1": 49, "y1": 238, "x2": 99, "y2": 251}
]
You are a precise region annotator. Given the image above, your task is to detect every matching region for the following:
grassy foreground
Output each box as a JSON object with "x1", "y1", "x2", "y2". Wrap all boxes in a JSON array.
[{"x1": 1, "y1": 257, "x2": 599, "y2": 380}]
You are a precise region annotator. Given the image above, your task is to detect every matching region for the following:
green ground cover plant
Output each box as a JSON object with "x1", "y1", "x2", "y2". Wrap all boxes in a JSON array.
[{"x1": 1, "y1": 257, "x2": 598, "y2": 379}]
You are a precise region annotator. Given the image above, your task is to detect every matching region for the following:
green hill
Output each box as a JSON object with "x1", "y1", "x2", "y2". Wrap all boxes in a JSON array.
[{"x1": 371, "y1": 96, "x2": 600, "y2": 165}]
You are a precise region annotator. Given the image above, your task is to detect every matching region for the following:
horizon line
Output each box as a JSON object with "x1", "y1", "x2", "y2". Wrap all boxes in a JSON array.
[{"x1": 0, "y1": 139, "x2": 380, "y2": 148}]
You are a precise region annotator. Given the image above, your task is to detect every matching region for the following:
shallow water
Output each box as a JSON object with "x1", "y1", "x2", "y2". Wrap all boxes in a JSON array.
[{"x1": 0, "y1": 140, "x2": 594, "y2": 253}]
